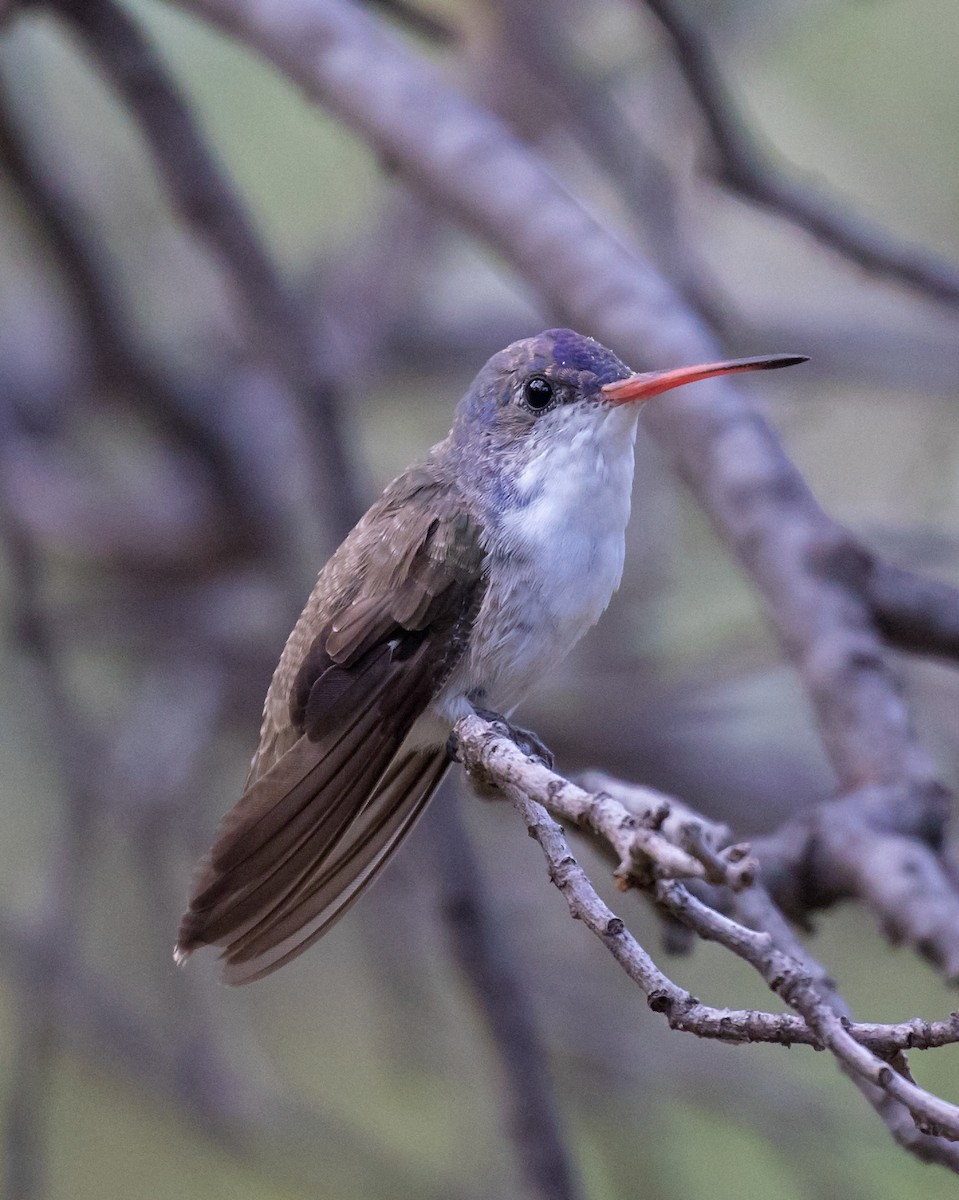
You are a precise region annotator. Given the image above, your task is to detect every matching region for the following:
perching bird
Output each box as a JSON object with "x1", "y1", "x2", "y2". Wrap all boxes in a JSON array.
[{"x1": 176, "y1": 328, "x2": 805, "y2": 983}]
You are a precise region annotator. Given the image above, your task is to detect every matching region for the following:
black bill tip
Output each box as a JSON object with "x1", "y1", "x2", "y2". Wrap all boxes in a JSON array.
[{"x1": 749, "y1": 354, "x2": 809, "y2": 371}]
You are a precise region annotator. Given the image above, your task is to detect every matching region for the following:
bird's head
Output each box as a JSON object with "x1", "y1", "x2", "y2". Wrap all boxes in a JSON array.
[{"x1": 446, "y1": 328, "x2": 805, "y2": 499}]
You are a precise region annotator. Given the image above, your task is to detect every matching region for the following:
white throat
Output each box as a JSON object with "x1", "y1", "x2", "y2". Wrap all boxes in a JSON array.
[{"x1": 437, "y1": 403, "x2": 640, "y2": 721}]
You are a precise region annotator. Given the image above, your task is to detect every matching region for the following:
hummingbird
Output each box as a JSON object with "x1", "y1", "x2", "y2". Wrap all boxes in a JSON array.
[{"x1": 176, "y1": 328, "x2": 805, "y2": 983}]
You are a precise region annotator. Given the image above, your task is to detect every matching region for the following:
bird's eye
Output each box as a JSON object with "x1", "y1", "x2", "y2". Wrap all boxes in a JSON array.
[{"x1": 522, "y1": 376, "x2": 554, "y2": 411}]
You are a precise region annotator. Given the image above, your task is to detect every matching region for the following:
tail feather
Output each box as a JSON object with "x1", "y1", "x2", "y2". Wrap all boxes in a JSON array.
[
  {"x1": 176, "y1": 646, "x2": 437, "y2": 957},
  {"x1": 222, "y1": 748, "x2": 449, "y2": 984},
  {"x1": 180, "y1": 724, "x2": 405, "y2": 950}
]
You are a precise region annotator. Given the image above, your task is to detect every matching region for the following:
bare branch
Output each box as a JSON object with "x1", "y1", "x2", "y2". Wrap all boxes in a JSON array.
[
  {"x1": 590, "y1": 760, "x2": 959, "y2": 981},
  {"x1": 453, "y1": 716, "x2": 959, "y2": 1163},
  {"x1": 730, "y1": 886, "x2": 959, "y2": 1171},
  {"x1": 638, "y1": 0, "x2": 959, "y2": 306},
  {"x1": 751, "y1": 782, "x2": 959, "y2": 979},
  {"x1": 578, "y1": 770, "x2": 745, "y2": 878},
  {"x1": 656, "y1": 881, "x2": 959, "y2": 1140},
  {"x1": 460, "y1": 724, "x2": 752, "y2": 889}
]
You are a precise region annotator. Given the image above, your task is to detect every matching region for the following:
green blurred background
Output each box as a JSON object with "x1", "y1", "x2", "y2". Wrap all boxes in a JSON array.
[{"x1": 0, "y1": 1, "x2": 958, "y2": 1197}]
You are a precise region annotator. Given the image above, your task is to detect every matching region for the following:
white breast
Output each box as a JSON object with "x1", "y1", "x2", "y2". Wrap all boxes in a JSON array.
[{"x1": 437, "y1": 404, "x2": 639, "y2": 722}]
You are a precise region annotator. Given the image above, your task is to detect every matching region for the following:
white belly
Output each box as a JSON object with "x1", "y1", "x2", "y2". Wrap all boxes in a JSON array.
[{"x1": 436, "y1": 404, "x2": 638, "y2": 722}]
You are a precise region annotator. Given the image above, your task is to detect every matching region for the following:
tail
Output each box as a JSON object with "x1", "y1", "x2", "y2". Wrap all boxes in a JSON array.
[{"x1": 175, "y1": 745, "x2": 449, "y2": 983}]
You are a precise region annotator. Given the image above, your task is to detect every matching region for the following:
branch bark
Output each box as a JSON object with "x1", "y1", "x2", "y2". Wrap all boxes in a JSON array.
[{"x1": 452, "y1": 715, "x2": 959, "y2": 1167}]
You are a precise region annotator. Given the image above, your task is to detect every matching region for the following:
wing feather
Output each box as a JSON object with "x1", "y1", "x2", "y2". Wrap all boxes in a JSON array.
[{"x1": 177, "y1": 476, "x2": 484, "y2": 979}]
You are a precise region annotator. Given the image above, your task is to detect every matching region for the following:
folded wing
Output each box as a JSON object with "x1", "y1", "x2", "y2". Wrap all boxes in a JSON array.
[{"x1": 176, "y1": 478, "x2": 484, "y2": 981}]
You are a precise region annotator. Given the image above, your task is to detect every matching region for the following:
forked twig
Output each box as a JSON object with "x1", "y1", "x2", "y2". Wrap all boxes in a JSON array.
[{"x1": 453, "y1": 716, "x2": 959, "y2": 1161}]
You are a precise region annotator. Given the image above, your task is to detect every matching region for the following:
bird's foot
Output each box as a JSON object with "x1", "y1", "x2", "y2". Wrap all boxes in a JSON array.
[
  {"x1": 447, "y1": 709, "x2": 555, "y2": 799},
  {"x1": 472, "y1": 707, "x2": 555, "y2": 770}
]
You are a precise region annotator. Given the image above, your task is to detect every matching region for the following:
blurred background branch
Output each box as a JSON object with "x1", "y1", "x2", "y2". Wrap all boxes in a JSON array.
[
  {"x1": 638, "y1": 0, "x2": 959, "y2": 306},
  {"x1": 0, "y1": 0, "x2": 958, "y2": 1198}
]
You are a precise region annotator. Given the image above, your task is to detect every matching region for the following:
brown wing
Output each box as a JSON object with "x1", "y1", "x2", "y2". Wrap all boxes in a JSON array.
[{"x1": 176, "y1": 472, "x2": 484, "y2": 980}]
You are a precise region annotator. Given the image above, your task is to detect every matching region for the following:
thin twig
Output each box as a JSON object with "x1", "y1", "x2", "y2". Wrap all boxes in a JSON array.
[
  {"x1": 455, "y1": 717, "x2": 735, "y2": 887},
  {"x1": 639, "y1": 0, "x2": 959, "y2": 306},
  {"x1": 732, "y1": 886, "x2": 959, "y2": 1171},
  {"x1": 453, "y1": 717, "x2": 959, "y2": 1162},
  {"x1": 453, "y1": 717, "x2": 959, "y2": 1055},
  {"x1": 656, "y1": 881, "x2": 959, "y2": 1140},
  {"x1": 587, "y1": 761, "x2": 959, "y2": 978}
]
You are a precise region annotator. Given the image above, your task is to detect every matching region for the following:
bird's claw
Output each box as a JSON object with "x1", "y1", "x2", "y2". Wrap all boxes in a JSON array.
[{"x1": 473, "y1": 708, "x2": 555, "y2": 770}]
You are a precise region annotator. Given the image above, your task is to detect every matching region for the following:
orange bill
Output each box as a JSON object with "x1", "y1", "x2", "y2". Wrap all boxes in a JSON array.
[{"x1": 601, "y1": 354, "x2": 808, "y2": 405}]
